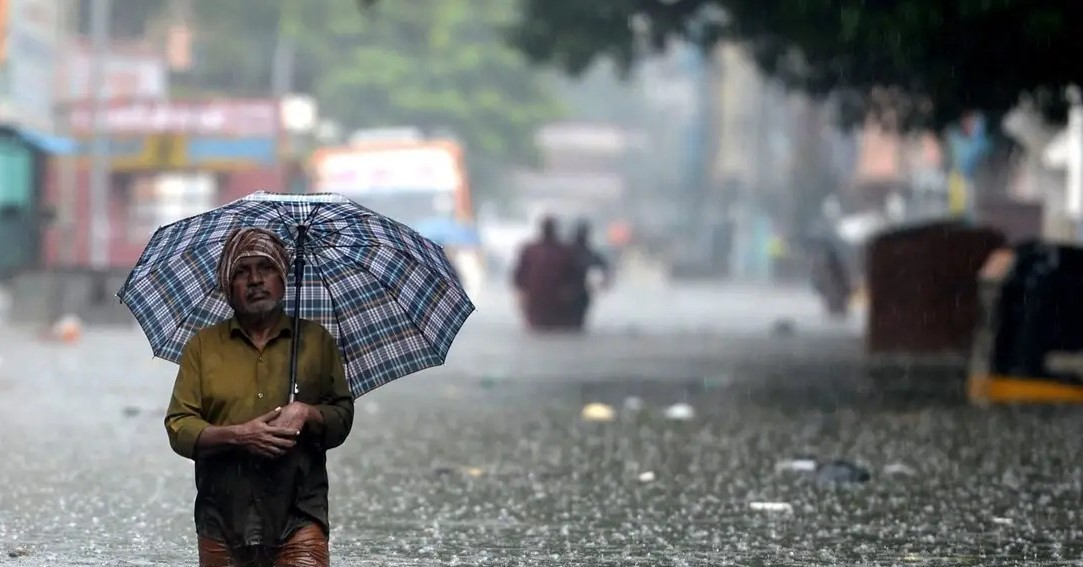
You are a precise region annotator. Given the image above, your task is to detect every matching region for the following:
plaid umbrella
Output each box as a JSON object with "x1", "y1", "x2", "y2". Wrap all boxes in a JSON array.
[{"x1": 116, "y1": 191, "x2": 475, "y2": 399}]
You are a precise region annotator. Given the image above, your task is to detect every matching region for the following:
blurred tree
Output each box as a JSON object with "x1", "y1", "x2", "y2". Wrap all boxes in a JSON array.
[
  {"x1": 478, "y1": 0, "x2": 1081, "y2": 131},
  {"x1": 181, "y1": 0, "x2": 561, "y2": 199}
]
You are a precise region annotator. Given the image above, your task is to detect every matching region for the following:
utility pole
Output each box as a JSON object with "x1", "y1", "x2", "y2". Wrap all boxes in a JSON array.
[
  {"x1": 88, "y1": 0, "x2": 112, "y2": 271},
  {"x1": 54, "y1": 0, "x2": 77, "y2": 266},
  {"x1": 271, "y1": 1, "x2": 295, "y2": 97}
]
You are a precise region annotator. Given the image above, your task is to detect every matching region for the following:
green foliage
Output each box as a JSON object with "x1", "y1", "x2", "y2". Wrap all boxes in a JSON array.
[
  {"x1": 177, "y1": 0, "x2": 562, "y2": 197},
  {"x1": 507, "y1": 0, "x2": 1083, "y2": 130}
]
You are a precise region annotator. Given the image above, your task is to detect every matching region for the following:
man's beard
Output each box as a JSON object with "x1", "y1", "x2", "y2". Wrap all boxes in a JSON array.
[{"x1": 234, "y1": 298, "x2": 283, "y2": 320}]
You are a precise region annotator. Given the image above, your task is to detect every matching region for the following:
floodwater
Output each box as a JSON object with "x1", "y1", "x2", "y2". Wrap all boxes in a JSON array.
[{"x1": 1, "y1": 282, "x2": 1081, "y2": 566}]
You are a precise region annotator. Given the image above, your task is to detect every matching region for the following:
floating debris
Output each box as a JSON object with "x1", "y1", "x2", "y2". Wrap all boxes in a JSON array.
[
  {"x1": 622, "y1": 396, "x2": 645, "y2": 412},
  {"x1": 883, "y1": 463, "x2": 918, "y2": 477},
  {"x1": 637, "y1": 471, "x2": 656, "y2": 483},
  {"x1": 770, "y1": 318, "x2": 796, "y2": 337},
  {"x1": 749, "y1": 502, "x2": 793, "y2": 513},
  {"x1": 816, "y1": 459, "x2": 871, "y2": 485},
  {"x1": 581, "y1": 403, "x2": 616, "y2": 422},
  {"x1": 663, "y1": 403, "x2": 695, "y2": 421},
  {"x1": 463, "y1": 467, "x2": 485, "y2": 478},
  {"x1": 51, "y1": 314, "x2": 83, "y2": 343},
  {"x1": 775, "y1": 458, "x2": 818, "y2": 473},
  {"x1": 8, "y1": 547, "x2": 30, "y2": 558}
]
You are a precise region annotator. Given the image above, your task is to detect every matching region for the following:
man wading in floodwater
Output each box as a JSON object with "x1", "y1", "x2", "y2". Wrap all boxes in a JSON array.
[{"x1": 164, "y1": 228, "x2": 354, "y2": 567}]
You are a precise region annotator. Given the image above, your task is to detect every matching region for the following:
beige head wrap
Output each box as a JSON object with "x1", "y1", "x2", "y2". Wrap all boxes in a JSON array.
[{"x1": 217, "y1": 227, "x2": 290, "y2": 299}]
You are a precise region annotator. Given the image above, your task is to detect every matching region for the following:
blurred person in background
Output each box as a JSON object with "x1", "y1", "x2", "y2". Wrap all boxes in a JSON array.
[
  {"x1": 810, "y1": 236, "x2": 853, "y2": 318},
  {"x1": 569, "y1": 220, "x2": 611, "y2": 330},
  {"x1": 512, "y1": 216, "x2": 580, "y2": 331}
]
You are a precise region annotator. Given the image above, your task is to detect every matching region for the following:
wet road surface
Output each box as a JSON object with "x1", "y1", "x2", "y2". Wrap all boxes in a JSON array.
[{"x1": 1, "y1": 283, "x2": 1081, "y2": 566}]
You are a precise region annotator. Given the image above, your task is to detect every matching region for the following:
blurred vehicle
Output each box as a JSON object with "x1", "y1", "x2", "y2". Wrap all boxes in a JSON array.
[{"x1": 308, "y1": 135, "x2": 484, "y2": 294}]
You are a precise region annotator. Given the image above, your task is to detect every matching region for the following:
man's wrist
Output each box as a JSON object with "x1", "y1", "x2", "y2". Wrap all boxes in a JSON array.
[{"x1": 223, "y1": 424, "x2": 243, "y2": 447}]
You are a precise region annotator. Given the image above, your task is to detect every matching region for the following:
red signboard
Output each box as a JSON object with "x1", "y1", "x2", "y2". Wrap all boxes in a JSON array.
[{"x1": 64, "y1": 98, "x2": 280, "y2": 137}]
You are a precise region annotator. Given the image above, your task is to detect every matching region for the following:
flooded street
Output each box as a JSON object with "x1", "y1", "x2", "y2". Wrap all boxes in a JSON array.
[{"x1": 2, "y1": 283, "x2": 1082, "y2": 566}]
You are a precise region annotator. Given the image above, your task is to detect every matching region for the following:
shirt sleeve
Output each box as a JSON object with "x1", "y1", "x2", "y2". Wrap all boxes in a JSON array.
[
  {"x1": 164, "y1": 334, "x2": 211, "y2": 460},
  {"x1": 310, "y1": 328, "x2": 355, "y2": 450}
]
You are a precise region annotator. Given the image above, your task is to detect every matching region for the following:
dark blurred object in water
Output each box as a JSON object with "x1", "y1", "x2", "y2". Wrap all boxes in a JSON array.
[
  {"x1": 969, "y1": 241, "x2": 1083, "y2": 404},
  {"x1": 771, "y1": 318, "x2": 797, "y2": 337},
  {"x1": 866, "y1": 220, "x2": 1005, "y2": 356},
  {"x1": 816, "y1": 459, "x2": 871, "y2": 485}
]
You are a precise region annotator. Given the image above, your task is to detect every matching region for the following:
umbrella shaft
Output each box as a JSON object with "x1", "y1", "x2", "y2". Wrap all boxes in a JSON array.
[{"x1": 288, "y1": 225, "x2": 308, "y2": 403}]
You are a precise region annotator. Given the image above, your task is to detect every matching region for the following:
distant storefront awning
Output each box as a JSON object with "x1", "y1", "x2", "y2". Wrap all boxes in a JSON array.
[{"x1": 11, "y1": 126, "x2": 78, "y2": 155}]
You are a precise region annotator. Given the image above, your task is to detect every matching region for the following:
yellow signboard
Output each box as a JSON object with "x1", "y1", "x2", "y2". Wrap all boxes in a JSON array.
[
  {"x1": 73, "y1": 134, "x2": 189, "y2": 171},
  {"x1": 70, "y1": 134, "x2": 275, "y2": 172},
  {"x1": 144, "y1": 134, "x2": 187, "y2": 168}
]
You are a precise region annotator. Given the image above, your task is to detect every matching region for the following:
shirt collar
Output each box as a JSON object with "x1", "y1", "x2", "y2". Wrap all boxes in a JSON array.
[{"x1": 228, "y1": 311, "x2": 294, "y2": 340}]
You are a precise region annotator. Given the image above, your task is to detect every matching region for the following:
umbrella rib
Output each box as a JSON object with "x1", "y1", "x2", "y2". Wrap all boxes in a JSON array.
[
  {"x1": 269, "y1": 202, "x2": 300, "y2": 243},
  {"x1": 306, "y1": 224, "x2": 349, "y2": 251},
  {"x1": 305, "y1": 202, "x2": 325, "y2": 226},
  {"x1": 298, "y1": 202, "x2": 375, "y2": 230}
]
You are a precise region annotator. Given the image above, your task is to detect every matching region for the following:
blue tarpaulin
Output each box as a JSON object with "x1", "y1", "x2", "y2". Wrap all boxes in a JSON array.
[{"x1": 9, "y1": 126, "x2": 78, "y2": 155}]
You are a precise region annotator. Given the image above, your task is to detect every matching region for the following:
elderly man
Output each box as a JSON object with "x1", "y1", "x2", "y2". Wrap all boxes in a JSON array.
[{"x1": 165, "y1": 227, "x2": 354, "y2": 567}]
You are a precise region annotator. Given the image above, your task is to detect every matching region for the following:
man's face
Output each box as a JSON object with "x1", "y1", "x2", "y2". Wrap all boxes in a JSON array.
[{"x1": 230, "y1": 256, "x2": 285, "y2": 316}]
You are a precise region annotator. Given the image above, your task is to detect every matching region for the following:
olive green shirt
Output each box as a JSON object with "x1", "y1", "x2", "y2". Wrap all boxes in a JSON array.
[{"x1": 164, "y1": 315, "x2": 354, "y2": 548}]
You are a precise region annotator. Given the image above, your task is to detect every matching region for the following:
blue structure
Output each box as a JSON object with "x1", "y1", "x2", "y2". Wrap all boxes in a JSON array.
[
  {"x1": 412, "y1": 217, "x2": 481, "y2": 247},
  {"x1": 0, "y1": 125, "x2": 77, "y2": 280}
]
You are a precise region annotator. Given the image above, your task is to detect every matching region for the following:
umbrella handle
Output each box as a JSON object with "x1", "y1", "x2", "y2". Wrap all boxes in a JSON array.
[{"x1": 287, "y1": 224, "x2": 308, "y2": 403}]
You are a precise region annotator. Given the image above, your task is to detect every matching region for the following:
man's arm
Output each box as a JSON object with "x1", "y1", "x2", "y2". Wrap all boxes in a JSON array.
[
  {"x1": 304, "y1": 329, "x2": 355, "y2": 450},
  {"x1": 164, "y1": 335, "x2": 213, "y2": 460},
  {"x1": 592, "y1": 250, "x2": 613, "y2": 286},
  {"x1": 165, "y1": 334, "x2": 298, "y2": 459}
]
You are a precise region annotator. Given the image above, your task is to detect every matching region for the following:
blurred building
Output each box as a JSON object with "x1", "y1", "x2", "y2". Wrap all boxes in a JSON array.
[
  {"x1": 0, "y1": 0, "x2": 62, "y2": 133},
  {"x1": 43, "y1": 97, "x2": 294, "y2": 270},
  {"x1": 510, "y1": 121, "x2": 635, "y2": 243},
  {"x1": 57, "y1": 37, "x2": 169, "y2": 102},
  {"x1": 0, "y1": 0, "x2": 67, "y2": 283}
]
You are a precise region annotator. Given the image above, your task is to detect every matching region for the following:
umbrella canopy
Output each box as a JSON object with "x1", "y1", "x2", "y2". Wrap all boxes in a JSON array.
[
  {"x1": 413, "y1": 217, "x2": 482, "y2": 247},
  {"x1": 117, "y1": 191, "x2": 475, "y2": 399}
]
